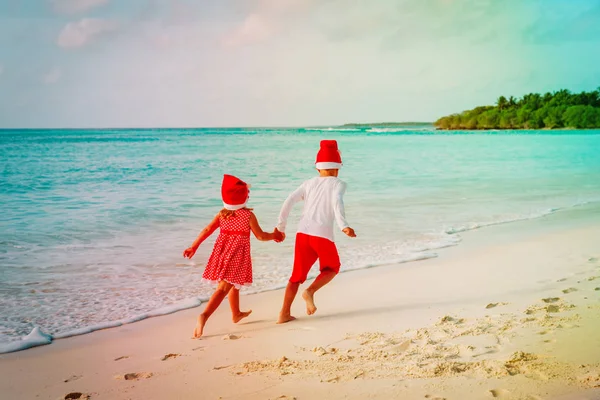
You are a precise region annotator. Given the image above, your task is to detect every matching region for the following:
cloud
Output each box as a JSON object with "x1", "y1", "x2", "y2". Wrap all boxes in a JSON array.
[
  {"x1": 51, "y1": 0, "x2": 109, "y2": 14},
  {"x1": 221, "y1": 0, "x2": 316, "y2": 47},
  {"x1": 43, "y1": 67, "x2": 62, "y2": 84},
  {"x1": 57, "y1": 18, "x2": 119, "y2": 48},
  {"x1": 222, "y1": 13, "x2": 273, "y2": 47},
  {"x1": 221, "y1": 0, "x2": 515, "y2": 50}
]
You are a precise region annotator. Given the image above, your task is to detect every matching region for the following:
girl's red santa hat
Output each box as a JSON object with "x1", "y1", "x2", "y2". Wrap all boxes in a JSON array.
[
  {"x1": 315, "y1": 140, "x2": 343, "y2": 170},
  {"x1": 221, "y1": 174, "x2": 251, "y2": 210}
]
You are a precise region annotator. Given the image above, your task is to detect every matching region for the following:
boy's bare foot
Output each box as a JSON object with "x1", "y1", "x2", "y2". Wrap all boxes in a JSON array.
[
  {"x1": 192, "y1": 314, "x2": 207, "y2": 338},
  {"x1": 277, "y1": 314, "x2": 297, "y2": 324},
  {"x1": 232, "y1": 310, "x2": 252, "y2": 324},
  {"x1": 302, "y1": 290, "x2": 317, "y2": 315}
]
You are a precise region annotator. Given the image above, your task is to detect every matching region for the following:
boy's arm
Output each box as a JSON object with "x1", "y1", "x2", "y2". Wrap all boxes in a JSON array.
[
  {"x1": 333, "y1": 181, "x2": 353, "y2": 234},
  {"x1": 276, "y1": 184, "x2": 305, "y2": 234}
]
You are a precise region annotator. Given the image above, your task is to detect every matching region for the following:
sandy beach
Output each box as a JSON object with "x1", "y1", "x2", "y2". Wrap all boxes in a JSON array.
[{"x1": 1, "y1": 203, "x2": 600, "y2": 400}]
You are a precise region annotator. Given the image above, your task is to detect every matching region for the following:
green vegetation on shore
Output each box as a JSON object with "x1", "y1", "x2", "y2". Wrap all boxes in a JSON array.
[
  {"x1": 435, "y1": 88, "x2": 600, "y2": 130},
  {"x1": 341, "y1": 122, "x2": 433, "y2": 128}
]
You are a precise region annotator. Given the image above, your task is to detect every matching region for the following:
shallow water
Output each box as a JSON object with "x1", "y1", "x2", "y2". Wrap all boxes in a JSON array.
[{"x1": 1, "y1": 127, "x2": 599, "y2": 350}]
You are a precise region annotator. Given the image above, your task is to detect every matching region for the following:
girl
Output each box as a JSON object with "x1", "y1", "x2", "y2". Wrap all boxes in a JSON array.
[{"x1": 183, "y1": 174, "x2": 282, "y2": 338}]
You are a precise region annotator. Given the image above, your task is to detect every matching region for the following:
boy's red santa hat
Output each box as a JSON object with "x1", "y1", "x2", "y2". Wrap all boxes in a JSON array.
[
  {"x1": 221, "y1": 174, "x2": 250, "y2": 210},
  {"x1": 315, "y1": 140, "x2": 343, "y2": 170}
]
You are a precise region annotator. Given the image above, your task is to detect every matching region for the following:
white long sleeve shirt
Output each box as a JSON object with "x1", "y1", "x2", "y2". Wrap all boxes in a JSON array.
[{"x1": 276, "y1": 176, "x2": 349, "y2": 242}]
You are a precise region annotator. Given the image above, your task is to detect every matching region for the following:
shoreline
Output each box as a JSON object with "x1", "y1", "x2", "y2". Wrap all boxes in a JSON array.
[
  {"x1": 1, "y1": 202, "x2": 600, "y2": 399},
  {"x1": 2, "y1": 200, "x2": 596, "y2": 355}
]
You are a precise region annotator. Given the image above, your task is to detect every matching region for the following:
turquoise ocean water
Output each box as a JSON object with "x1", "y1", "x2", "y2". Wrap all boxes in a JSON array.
[{"x1": 1, "y1": 127, "x2": 599, "y2": 351}]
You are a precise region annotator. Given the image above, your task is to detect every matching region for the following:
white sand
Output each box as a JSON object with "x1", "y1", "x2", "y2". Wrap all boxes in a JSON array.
[{"x1": 1, "y1": 205, "x2": 600, "y2": 400}]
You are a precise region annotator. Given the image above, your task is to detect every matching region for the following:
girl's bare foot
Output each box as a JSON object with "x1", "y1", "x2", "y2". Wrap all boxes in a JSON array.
[
  {"x1": 277, "y1": 314, "x2": 297, "y2": 324},
  {"x1": 192, "y1": 314, "x2": 207, "y2": 338},
  {"x1": 232, "y1": 310, "x2": 252, "y2": 324},
  {"x1": 302, "y1": 289, "x2": 317, "y2": 315}
]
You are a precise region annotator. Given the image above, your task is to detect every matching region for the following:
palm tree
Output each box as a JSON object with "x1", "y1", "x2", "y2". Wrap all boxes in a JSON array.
[
  {"x1": 553, "y1": 89, "x2": 571, "y2": 106},
  {"x1": 497, "y1": 96, "x2": 507, "y2": 111},
  {"x1": 592, "y1": 89, "x2": 600, "y2": 107}
]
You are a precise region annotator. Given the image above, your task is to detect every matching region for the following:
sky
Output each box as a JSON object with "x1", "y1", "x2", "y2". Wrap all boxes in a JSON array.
[{"x1": 0, "y1": 0, "x2": 599, "y2": 128}]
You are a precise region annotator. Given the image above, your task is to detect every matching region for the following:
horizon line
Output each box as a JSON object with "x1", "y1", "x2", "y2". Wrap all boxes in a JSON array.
[{"x1": 0, "y1": 122, "x2": 435, "y2": 131}]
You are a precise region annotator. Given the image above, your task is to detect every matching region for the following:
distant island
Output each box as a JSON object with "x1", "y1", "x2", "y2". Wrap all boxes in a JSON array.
[
  {"x1": 435, "y1": 88, "x2": 600, "y2": 130},
  {"x1": 341, "y1": 122, "x2": 433, "y2": 128}
]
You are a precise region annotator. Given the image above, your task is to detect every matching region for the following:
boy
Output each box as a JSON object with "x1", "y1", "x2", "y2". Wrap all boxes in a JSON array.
[{"x1": 275, "y1": 140, "x2": 356, "y2": 324}]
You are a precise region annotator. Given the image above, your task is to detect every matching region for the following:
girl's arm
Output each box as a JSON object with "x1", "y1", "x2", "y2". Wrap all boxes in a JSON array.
[
  {"x1": 183, "y1": 214, "x2": 220, "y2": 259},
  {"x1": 249, "y1": 212, "x2": 277, "y2": 241}
]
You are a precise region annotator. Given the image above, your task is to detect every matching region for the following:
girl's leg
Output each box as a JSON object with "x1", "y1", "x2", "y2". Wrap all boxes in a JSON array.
[
  {"x1": 228, "y1": 287, "x2": 252, "y2": 323},
  {"x1": 193, "y1": 281, "x2": 233, "y2": 338}
]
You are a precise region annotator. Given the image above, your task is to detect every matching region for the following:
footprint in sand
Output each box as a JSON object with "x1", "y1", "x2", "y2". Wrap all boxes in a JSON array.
[
  {"x1": 114, "y1": 356, "x2": 129, "y2": 361},
  {"x1": 64, "y1": 393, "x2": 91, "y2": 400},
  {"x1": 438, "y1": 315, "x2": 465, "y2": 324},
  {"x1": 489, "y1": 388, "x2": 511, "y2": 398},
  {"x1": 116, "y1": 372, "x2": 153, "y2": 381},
  {"x1": 546, "y1": 305, "x2": 561, "y2": 313},
  {"x1": 321, "y1": 375, "x2": 340, "y2": 383},
  {"x1": 273, "y1": 396, "x2": 297, "y2": 400},
  {"x1": 424, "y1": 395, "x2": 447, "y2": 400},
  {"x1": 595, "y1": 287, "x2": 600, "y2": 291},
  {"x1": 473, "y1": 347, "x2": 499, "y2": 358},
  {"x1": 577, "y1": 372, "x2": 600, "y2": 387},
  {"x1": 222, "y1": 334, "x2": 241, "y2": 340},
  {"x1": 63, "y1": 375, "x2": 82, "y2": 383},
  {"x1": 588, "y1": 276, "x2": 599, "y2": 281},
  {"x1": 486, "y1": 302, "x2": 509, "y2": 309},
  {"x1": 562, "y1": 288, "x2": 578, "y2": 294},
  {"x1": 161, "y1": 353, "x2": 181, "y2": 361},
  {"x1": 557, "y1": 278, "x2": 568, "y2": 282},
  {"x1": 391, "y1": 340, "x2": 411, "y2": 354},
  {"x1": 542, "y1": 297, "x2": 560, "y2": 304}
]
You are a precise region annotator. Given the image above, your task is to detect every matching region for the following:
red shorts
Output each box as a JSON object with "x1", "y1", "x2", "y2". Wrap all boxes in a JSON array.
[{"x1": 290, "y1": 233, "x2": 341, "y2": 284}]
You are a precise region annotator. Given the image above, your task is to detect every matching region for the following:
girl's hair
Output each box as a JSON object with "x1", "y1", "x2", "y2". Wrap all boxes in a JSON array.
[{"x1": 219, "y1": 207, "x2": 253, "y2": 219}]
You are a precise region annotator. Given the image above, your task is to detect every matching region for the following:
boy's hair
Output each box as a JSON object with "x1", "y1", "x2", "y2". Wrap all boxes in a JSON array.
[{"x1": 219, "y1": 207, "x2": 253, "y2": 219}]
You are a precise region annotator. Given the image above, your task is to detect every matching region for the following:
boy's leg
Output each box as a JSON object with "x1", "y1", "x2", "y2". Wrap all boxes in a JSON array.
[
  {"x1": 302, "y1": 237, "x2": 341, "y2": 316},
  {"x1": 228, "y1": 287, "x2": 252, "y2": 323},
  {"x1": 302, "y1": 269, "x2": 337, "y2": 315},
  {"x1": 277, "y1": 233, "x2": 317, "y2": 324},
  {"x1": 277, "y1": 282, "x2": 300, "y2": 324},
  {"x1": 194, "y1": 281, "x2": 232, "y2": 338}
]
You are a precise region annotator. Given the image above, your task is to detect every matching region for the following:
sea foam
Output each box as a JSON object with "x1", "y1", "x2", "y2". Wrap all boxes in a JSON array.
[{"x1": 0, "y1": 327, "x2": 53, "y2": 354}]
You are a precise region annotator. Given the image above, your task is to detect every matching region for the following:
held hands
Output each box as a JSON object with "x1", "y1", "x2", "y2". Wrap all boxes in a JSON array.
[
  {"x1": 273, "y1": 228, "x2": 286, "y2": 243},
  {"x1": 183, "y1": 246, "x2": 198, "y2": 259},
  {"x1": 342, "y1": 227, "x2": 357, "y2": 238}
]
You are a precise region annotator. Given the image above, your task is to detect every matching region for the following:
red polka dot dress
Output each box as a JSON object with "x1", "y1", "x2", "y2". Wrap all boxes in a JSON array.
[{"x1": 203, "y1": 208, "x2": 253, "y2": 288}]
